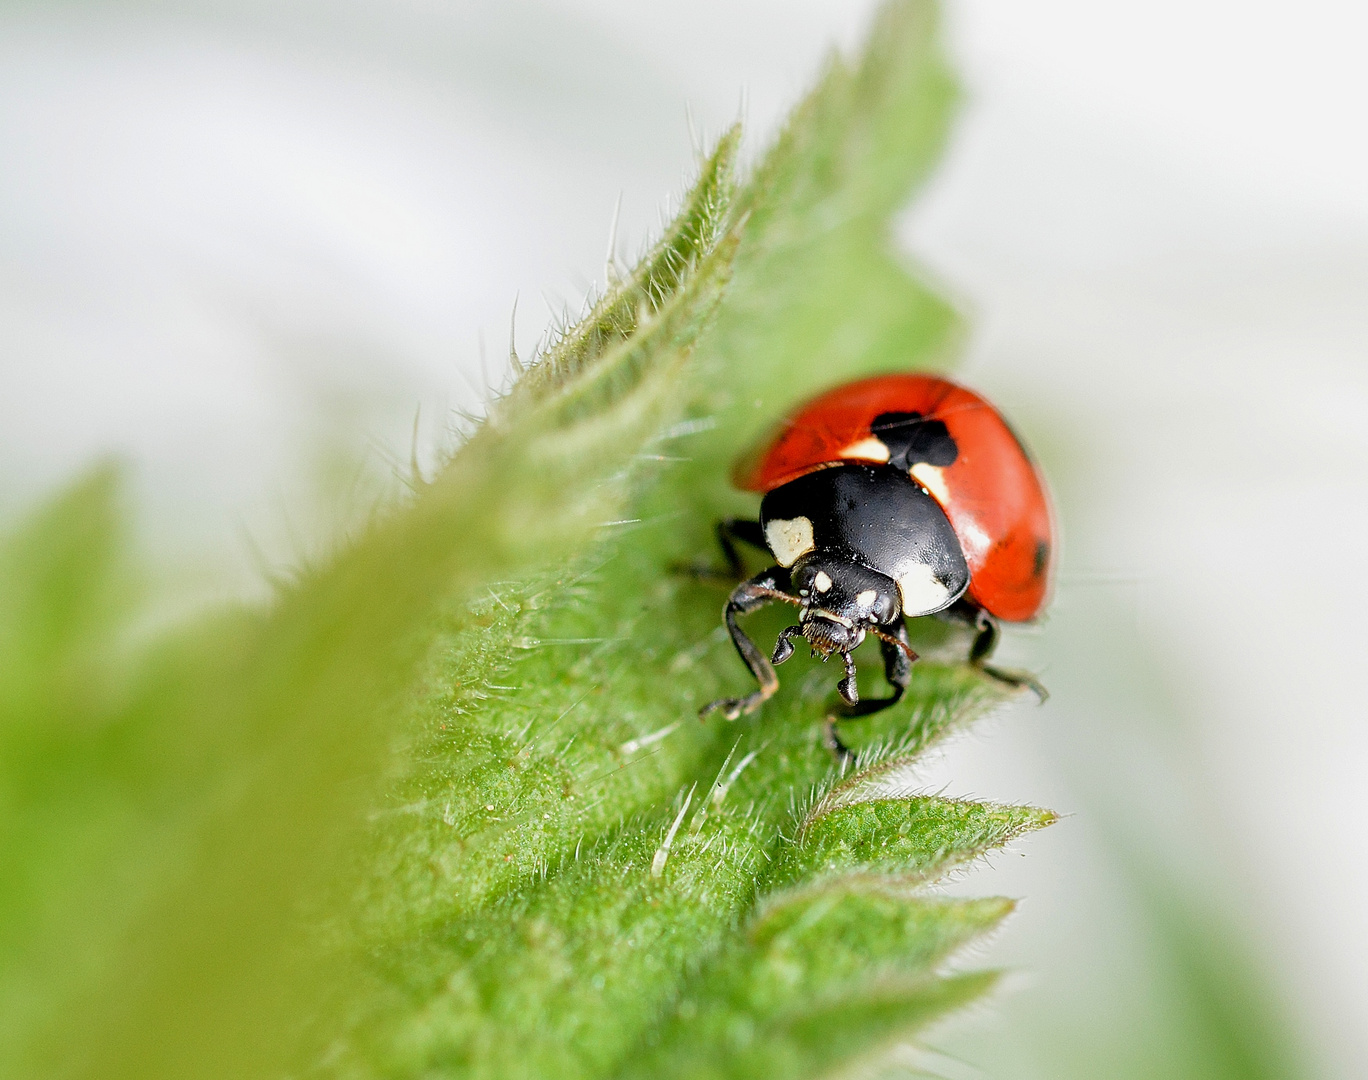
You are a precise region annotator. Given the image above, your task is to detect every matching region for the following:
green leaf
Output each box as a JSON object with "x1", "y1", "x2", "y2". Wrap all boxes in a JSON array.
[
  {"x1": 683, "y1": 0, "x2": 961, "y2": 482},
  {"x1": 627, "y1": 880, "x2": 1010, "y2": 1080},
  {"x1": 777, "y1": 793, "x2": 1058, "y2": 887},
  {"x1": 0, "y1": 462, "x2": 135, "y2": 728},
  {"x1": 630, "y1": 973, "x2": 1001, "y2": 1080}
]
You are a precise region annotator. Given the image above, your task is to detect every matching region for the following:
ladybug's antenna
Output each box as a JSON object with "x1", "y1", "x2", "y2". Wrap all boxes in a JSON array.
[
  {"x1": 870, "y1": 626, "x2": 919, "y2": 663},
  {"x1": 751, "y1": 587, "x2": 803, "y2": 609}
]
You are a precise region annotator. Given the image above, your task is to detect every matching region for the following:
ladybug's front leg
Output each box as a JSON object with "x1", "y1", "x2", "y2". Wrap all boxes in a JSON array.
[
  {"x1": 844, "y1": 617, "x2": 915, "y2": 717},
  {"x1": 823, "y1": 618, "x2": 917, "y2": 765},
  {"x1": 700, "y1": 566, "x2": 797, "y2": 721}
]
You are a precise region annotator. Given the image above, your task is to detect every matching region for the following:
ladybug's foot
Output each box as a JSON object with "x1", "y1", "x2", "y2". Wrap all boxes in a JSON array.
[
  {"x1": 771, "y1": 625, "x2": 804, "y2": 666},
  {"x1": 821, "y1": 717, "x2": 856, "y2": 768},
  {"x1": 837, "y1": 651, "x2": 860, "y2": 706},
  {"x1": 699, "y1": 690, "x2": 770, "y2": 722},
  {"x1": 976, "y1": 662, "x2": 1049, "y2": 704}
]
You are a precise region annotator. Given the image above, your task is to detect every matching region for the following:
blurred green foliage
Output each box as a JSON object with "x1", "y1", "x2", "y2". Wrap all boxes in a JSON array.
[{"x1": 0, "y1": 2, "x2": 1069, "y2": 1077}]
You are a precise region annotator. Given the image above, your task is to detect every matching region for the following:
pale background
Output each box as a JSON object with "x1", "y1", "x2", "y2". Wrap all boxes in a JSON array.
[{"x1": 2, "y1": 2, "x2": 1365, "y2": 1076}]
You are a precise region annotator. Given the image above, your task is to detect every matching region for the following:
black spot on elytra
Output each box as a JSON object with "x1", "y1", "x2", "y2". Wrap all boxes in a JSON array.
[
  {"x1": 870, "y1": 411, "x2": 959, "y2": 470},
  {"x1": 1033, "y1": 539, "x2": 1050, "y2": 578}
]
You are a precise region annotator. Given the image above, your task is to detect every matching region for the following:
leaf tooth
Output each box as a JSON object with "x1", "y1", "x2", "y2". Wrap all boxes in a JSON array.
[{"x1": 774, "y1": 795, "x2": 1056, "y2": 889}]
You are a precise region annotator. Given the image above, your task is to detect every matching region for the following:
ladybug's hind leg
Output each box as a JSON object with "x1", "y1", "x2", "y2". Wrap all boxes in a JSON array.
[
  {"x1": 700, "y1": 566, "x2": 800, "y2": 721},
  {"x1": 674, "y1": 519, "x2": 767, "y2": 583},
  {"x1": 715, "y1": 519, "x2": 767, "y2": 579},
  {"x1": 942, "y1": 600, "x2": 1048, "y2": 702}
]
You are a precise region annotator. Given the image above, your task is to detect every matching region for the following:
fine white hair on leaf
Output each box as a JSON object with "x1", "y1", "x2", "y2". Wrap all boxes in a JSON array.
[
  {"x1": 651, "y1": 783, "x2": 697, "y2": 879},
  {"x1": 801, "y1": 754, "x2": 927, "y2": 830},
  {"x1": 713, "y1": 745, "x2": 763, "y2": 809},
  {"x1": 619, "y1": 721, "x2": 680, "y2": 756}
]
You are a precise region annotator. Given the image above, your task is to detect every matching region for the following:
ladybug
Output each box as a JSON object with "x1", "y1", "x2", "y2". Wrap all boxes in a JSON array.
[{"x1": 700, "y1": 373, "x2": 1054, "y2": 735}]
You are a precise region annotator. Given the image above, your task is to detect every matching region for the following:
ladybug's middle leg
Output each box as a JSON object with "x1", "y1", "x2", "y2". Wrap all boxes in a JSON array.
[{"x1": 699, "y1": 566, "x2": 798, "y2": 721}]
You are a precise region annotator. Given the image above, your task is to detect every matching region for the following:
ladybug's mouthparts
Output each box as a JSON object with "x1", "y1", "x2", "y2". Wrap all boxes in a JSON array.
[
  {"x1": 770, "y1": 613, "x2": 866, "y2": 708},
  {"x1": 799, "y1": 610, "x2": 866, "y2": 655},
  {"x1": 771, "y1": 615, "x2": 864, "y2": 706}
]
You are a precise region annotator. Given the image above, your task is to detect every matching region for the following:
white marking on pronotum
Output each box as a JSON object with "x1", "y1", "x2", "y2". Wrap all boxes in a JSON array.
[
  {"x1": 840, "y1": 436, "x2": 891, "y2": 463},
  {"x1": 814, "y1": 570, "x2": 833, "y2": 592},
  {"x1": 895, "y1": 561, "x2": 952, "y2": 616},
  {"x1": 619, "y1": 721, "x2": 680, "y2": 756},
  {"x1": 910, "y1": 462, "x2": 951, "y2": 504},
  {"x1": 651, "y1": 783, "x2": 696, "y2": 878},
  {"x1": 765, "y1": 516, "x2": 815, "y2": 567},
  {"x1": 855, "y1": 589, "x2": 877, "y2": 607}
]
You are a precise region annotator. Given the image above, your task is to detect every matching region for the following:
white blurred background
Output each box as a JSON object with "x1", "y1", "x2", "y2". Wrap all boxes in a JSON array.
[{"x1": 2, "y1": 2, "x2": 1365, "y2": 1077}]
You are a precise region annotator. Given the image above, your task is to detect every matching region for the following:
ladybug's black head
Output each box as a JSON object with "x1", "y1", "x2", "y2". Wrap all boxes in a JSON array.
[
  {"x1": 771, "y1": 553, "x2": 902, "y2": 706},
  {"x1": 792, "y1": 553, "x2": 902, "y2": 631}
]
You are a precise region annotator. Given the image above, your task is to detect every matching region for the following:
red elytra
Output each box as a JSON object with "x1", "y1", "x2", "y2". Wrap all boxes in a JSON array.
[{"x1": 734, "y1": 373, "x2": 1054, "y2": 622}]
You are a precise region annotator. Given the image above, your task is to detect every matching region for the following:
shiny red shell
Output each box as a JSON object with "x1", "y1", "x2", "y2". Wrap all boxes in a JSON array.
[{"x1": 735, "y1": 373, "x2": 1054, "y2": 622}]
